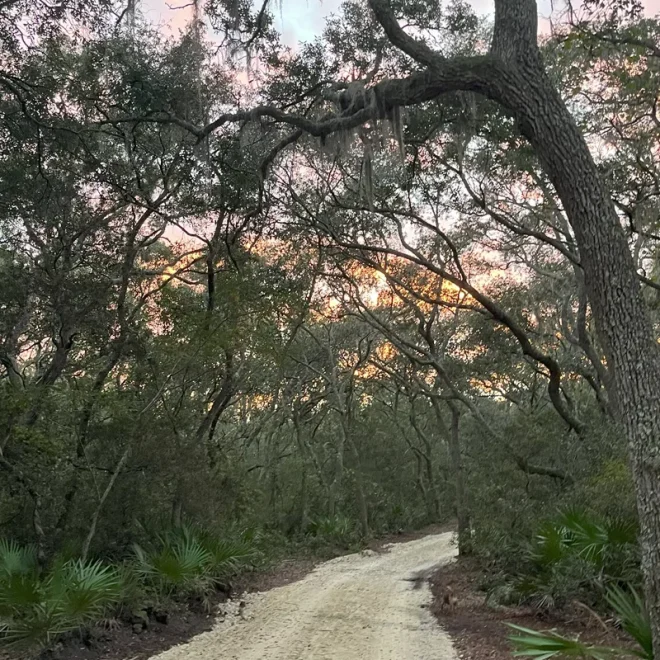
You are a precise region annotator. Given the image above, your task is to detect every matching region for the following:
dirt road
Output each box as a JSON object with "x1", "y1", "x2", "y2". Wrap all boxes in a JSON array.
[{"x1": 150, "y1": 532, "x2": 457, "y2": 660}]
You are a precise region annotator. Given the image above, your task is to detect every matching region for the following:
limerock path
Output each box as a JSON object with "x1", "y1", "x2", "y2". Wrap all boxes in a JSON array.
[{"x1": 150, "y1": 532, "x2": 458, "y2": 660}]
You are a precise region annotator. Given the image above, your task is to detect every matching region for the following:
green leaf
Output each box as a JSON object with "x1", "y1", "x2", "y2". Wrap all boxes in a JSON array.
[
  {"x1": 0, "y1": 540, "x2": 38, "y2": 578},
  {"x1": 605, "y1": 585, "x2": 652, "y2": 659},
  {"x1": 48, "y1": 559, "x2": 122, "y2": 621},
  {"x1": 507, "y1": 623, "x2": 627, "y2": 659}
]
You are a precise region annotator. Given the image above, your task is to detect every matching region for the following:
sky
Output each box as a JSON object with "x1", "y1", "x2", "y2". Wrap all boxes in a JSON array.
[{"x1": 141, "y1": 0, "x2": 660, "y2": 47}]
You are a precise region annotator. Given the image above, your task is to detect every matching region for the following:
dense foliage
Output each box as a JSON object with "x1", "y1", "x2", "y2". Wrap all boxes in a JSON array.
[{"x1": 1, "y1": 0, "x2": 660, "y2": 653}]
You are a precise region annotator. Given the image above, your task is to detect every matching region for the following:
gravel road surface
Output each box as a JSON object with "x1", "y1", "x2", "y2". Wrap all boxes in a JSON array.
[{"x1": 150, "y1": 532, "x2": 457, "y2": 660}]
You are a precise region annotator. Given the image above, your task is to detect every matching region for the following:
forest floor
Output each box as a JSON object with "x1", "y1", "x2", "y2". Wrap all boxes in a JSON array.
[{"x1": 430, "y1": 556, "x2": 634, "y2": 660}]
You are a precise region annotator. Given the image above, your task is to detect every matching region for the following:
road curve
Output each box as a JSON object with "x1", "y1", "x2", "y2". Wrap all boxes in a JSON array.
[{"x1": 150, "y1": 532, "x2": 458, "y2": 660}]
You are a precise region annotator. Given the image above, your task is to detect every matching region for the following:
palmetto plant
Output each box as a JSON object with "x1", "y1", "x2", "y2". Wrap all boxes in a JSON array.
[
  {"x1": 0, "y1": 540, "x2": 40, "y2": 617},
  {"x1": 508, "y1": 584, "x2": 652, "y2": 659},
  {"x1": 531, "y1": 510, "x2": 638, "y2": 572},
  {"x1": 134, "y1": 534, "x2": 212, "y2": 595},
  {"x1": 605, "y1": 585, "x2": 653, "y2": 659},
  {"x1": 508, "y1": 624, "x2": 618, "y2": 659},
  {"x1": 0, "y1": 540, "x2": 37, "y2": 580},
  {"x1": 46, "y1": 559, "x2": 122, "y2": 624},
  {"x1": 0, "y1": 540, "x2": 122, "y2": 649},
  {"x1": 515, "y1": 509, "x2": 640, "y2": 611},
  {"x1": 508, "y1": 510, "x2": 648, "y2": 659},
  {"x1": 307, "y1": 515, "x2": 356, "y2": 545},
  {"x1": 200, "y1": 534, "x2": 258, "y2": 577},
  {"x1": 133, "y1": 524, "x2": 257, "y2": 595}
]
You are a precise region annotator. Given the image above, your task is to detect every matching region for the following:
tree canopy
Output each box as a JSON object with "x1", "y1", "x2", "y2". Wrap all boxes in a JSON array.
[{"x1": 2, "y1": 0, "x2": 660, "y2": 654}]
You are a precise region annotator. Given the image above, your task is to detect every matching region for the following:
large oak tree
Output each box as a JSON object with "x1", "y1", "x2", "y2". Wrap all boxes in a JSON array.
[{"x1": 185, "y1": 0, "x2": 660, "y2": 648}]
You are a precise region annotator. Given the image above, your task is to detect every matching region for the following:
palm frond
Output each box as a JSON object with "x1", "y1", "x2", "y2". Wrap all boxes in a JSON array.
[
  {"x1": 0, "y1": 540, "x2": 37, "y2": 578},
  {"x1": 133, "y1": 537, "x2": 211, "y2": 590},
  {"x1": 202, "y1": 538, "x2": 256, "y2": 577},
  {"x1": 0, "y1": 603, "x2": 69, "y2": 648},
  {"x1": 507, "y1": 623, "x2": 621, "y2": 659},
  {"x1": 605, "y1": 585, "x2": 652, "y2": 659},
  {"x1": 47, "y1": 559, "x2": 122, "y2": 621},
  {"x1": 531, "y1": 522, "x2": 571, "y2": 567},
  {"x1": 0, "y1": 574, "x2": 42, "y2": 615}
]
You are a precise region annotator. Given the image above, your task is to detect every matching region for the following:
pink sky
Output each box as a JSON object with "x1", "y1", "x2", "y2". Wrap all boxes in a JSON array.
[{"x1": 142, "y1": 0, "x2": 660, "y2": 46}]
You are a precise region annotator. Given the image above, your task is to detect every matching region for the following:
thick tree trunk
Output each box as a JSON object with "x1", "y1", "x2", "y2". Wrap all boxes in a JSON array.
[
  {"x1": 490, "y1": 10, "x2": 660, "y2": 644},
  {"x1": 528, "y1": 91, "x2": 660, "y2": 652}
]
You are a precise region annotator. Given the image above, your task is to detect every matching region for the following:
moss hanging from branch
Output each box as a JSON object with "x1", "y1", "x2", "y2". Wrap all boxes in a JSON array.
[
  {"x1": 391, "y1": 105, "x2": 405, "y2": 163},
  {"x1": 359, "y1": 143, "x2": 374, "y2": 211}
]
